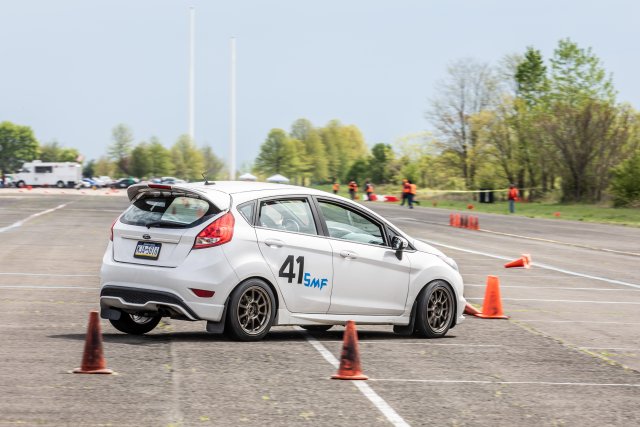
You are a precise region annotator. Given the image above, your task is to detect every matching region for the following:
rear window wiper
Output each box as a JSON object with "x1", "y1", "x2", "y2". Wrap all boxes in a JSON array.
[{"x1": 145, "y1": 220, "x2": 189, "y2": 229}]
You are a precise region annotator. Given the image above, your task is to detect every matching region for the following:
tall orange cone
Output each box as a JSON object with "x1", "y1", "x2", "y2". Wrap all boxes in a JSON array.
[
  {"x1": 73, "y1": 311, "x2": 113, "y2": 374},
  {"x1": 331, "y1": 320, "x2": 368, "y2": 380},
  {"x1": 475, "y1": 275, "x2": 509, "y2": 319},
  {"x1": 504, "y1": 255, "x2": 530, "y2": 269}
]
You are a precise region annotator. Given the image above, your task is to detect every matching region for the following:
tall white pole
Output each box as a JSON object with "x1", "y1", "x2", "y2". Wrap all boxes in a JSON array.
[
  {"x1": 188, "y1": 7, "x2": 195, "y2": 142},
  {"x1": 229, "y1": 37, "x2": 237, "y2": 180}
]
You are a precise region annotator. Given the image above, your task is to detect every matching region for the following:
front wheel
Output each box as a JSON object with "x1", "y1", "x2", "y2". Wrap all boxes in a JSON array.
[
  {"x1": 414, "y1": 280, "x2": 455, "y2": 338},
  {"x1": 109, "y1": 312, "x2": 161, "y2": 335},
  {"x1": 225, "y1": 279, "x2": 276, "y2": 341},
  {"x1": 56, "y1": 180, "x2": 65, "y2": 188}
]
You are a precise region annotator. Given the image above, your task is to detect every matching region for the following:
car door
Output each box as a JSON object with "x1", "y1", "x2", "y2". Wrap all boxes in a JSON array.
[
  {"x1": 254, "y1": 197, "x2": 333, "y2": 313},
  {"x1": 316, "y1": 199, "x2": 411, "y2": 315}
]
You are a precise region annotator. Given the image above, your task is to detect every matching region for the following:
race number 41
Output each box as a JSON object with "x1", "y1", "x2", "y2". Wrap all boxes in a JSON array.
[{"x1": 278, "y1": 255, "x2": 328, "y2": 290}]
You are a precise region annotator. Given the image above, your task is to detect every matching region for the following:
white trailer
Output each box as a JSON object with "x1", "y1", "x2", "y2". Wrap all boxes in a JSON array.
[{"x1": 13, "y1": 160, "x2": 82, "y2": 188}]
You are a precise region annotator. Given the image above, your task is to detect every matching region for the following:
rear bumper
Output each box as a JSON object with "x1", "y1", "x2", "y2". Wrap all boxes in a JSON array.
[{"x1": 100, "y1": 242, "x2": 237, "y2": 322}]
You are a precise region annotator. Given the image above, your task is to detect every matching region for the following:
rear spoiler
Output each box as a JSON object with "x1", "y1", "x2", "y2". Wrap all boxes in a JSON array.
[{"x1": 126, "y1": 183, "x2": 231, "y2": 211}]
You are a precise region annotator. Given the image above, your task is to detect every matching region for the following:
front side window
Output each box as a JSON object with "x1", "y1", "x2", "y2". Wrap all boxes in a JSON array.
[
  {"x1": 121, "y1": 196, "x2": 217, "y2": 227},
  {"x1": 318, "y1": 201, "x2": 385, "y2": 246},
  {"x1": 258, "y1": 199, "x2": 317, "y2": 235}
]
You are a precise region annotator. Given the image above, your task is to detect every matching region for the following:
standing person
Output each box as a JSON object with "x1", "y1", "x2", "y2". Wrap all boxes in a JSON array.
[
  {"x1": 508, "y1": 184, "x2": 519, "y2": 213},
  {"x1": 348, "y1": 180, "x2": 358, "y2": 200},
  {"x1": 408, "y1": 180, "x2": 417, "y2": 209},
  {"x1": 332, "y1": 181, "x2": 340, "y2": 194},
  {"x1": 400, "y1": 179, "x2": 410, "y2": 206},
  {"x1": 364, "y1": 179, "x2": 374, "y2": 201}
]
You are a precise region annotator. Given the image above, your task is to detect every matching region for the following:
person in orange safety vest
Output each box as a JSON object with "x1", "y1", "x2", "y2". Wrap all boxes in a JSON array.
[
  {"x1": 508, "y1": 184, "x2": 519, "y2": 213},
  {"x1": 332, "y1": 181, "x2": 340, "y2": 194}
]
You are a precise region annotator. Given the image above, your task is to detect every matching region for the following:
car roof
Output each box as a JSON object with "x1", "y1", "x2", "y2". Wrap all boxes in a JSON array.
[{"x1": 177, "y1": 181, "x2": 330, "y2": 197}]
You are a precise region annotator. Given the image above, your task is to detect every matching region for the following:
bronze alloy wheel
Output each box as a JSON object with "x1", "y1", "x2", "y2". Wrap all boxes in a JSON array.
[
  {"x1": 426, "y1": 286, "x2": 453, "y2": 334},
  {"x1": 236, "y1": 285, "x2": 272, "y2": 335}
]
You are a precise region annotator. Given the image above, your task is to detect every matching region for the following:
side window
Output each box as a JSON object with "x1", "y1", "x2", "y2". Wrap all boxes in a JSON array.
[
  {"x1": 318, "y1": 201, "x2": 385, "y2": 246},
  {"x1": 258, "y1": 199, "x2": 318, "y2": 235},
  {"x1": 237, "y1": 202, "x2": 255, "y2": 225}
]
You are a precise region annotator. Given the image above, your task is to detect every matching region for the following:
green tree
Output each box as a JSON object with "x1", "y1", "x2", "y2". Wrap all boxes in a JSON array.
[
  {"x1": 346, "y1": 158, "x2": 369, "y2": 185},
  {"x1": 171, "y1": 135, "x2": 205, "y2": 181},
  {"x1": 40, "y1": 140, "x2": 80, "y2": 163},
  {"x1": 94, "y1": 156, "x2": 117, "y2": 177},
  {"x1": 130, "y1": 142, "x2": 151, "y2": 178},
  {"x1": 83, "y1": 160, "x2": 95, "y2": 178},
  {"x1": 0, "y1": 121, "x2": 39, "y2": 184},
  {"x1": 108, "y1": 124, "x2": 134, "y2": 176},
  {"x1": 147, "y1": 137, "x2": 172, "y2": 177},
  {"x1": 368, "y1": 143, "x2": 395, "y2": 184},
  {"x1": 254, "y1": 129, "x2": 298, "y2": 178},
  {"x1": 201, "y1": 145, "x2": 226, "y2": 180},
  {"x1": 290, "y1": 118, "x2": 328, "y2": 184},
  {"x1": 320, "y1": 120, "x2": 368, "y2": 182},
  {"x1": 610, "y1": 149, "x2": 640, "y2": 207}
]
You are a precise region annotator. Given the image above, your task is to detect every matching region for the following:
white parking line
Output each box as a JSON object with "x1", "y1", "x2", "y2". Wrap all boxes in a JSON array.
[
  {"x1": 516, "y1": 320, "x2": 640, "y2": 325},
  {"x1": 370, "y1": 379, "x2": 640, "y2": 387},
  {"x1": 318, "y1": 341, "x2": 503, "y2": 347},
  {"x1": 422, "y1": 239, "x2": 640, "y2": 290},
  {"x1": 0, "y1": 203, "x2": 68, "y2": 233},
  {"x1": 0, "y1": 273, "x2": 97, "y2": 277},
  {"x1": 0, "y1": 286, "x2": 99, "y2": 290},
  {"x1": 466, "y1": 297, "x2": 640, "y2": 305},
  {"x1": 296, "y1": 328, "x2": 410, "y2": 427},
  {"x1": 465, "y1": 284, "x2": 640, "y2": 292}
]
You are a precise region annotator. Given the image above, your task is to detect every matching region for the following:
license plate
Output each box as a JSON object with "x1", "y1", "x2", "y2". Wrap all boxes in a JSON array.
[{"x1": 134, "y1": 242, "x2": 162, "y2": 260}]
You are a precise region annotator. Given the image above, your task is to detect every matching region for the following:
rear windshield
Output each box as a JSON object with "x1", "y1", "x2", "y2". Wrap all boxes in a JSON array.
[{"x1": 121, "y1": 195, "x2": 220, "y2": 228}]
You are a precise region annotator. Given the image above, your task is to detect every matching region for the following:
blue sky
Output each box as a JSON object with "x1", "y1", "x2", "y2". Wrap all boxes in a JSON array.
[{"x1": 1, "y1": 0, "x2": 638, "y2": 169}]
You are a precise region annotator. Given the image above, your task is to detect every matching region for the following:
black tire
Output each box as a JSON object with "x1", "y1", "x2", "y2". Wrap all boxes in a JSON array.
[
  {"x1": 300, "y1": 325, "x2": 333, "y2": 332},
  {"x1": 109, "y1": 312, "x2": 161, "y2": 335},
  {"x1": 414, "y1": 280, "x2": 455, "y2": 338},
  {"x1": 56, "y1": 180, "x2": 65, "y2": 188},
  {"x1": 225, "y1": 279, "x2": 276, "y2": 341},
  {"x1": 16, "y1": 181, "x2": 25, "y2": 188}
]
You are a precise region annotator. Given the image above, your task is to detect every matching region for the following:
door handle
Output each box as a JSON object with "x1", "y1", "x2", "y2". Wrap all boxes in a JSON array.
[
  {"x1": 264, "y1": 238, "x2": 284, "y2": 248},
  {"x1": 340, "y1": 250, "x2": 358, "y2": 259}
]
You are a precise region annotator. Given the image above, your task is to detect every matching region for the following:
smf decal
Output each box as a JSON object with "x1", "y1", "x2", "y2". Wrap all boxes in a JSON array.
[{"x1": 278, "y1": 255, "x2": 328, "y2": 290}]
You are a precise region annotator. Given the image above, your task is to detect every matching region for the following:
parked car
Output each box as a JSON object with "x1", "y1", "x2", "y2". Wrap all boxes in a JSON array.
[
  {"x1": 110, "y1": 178, "x2": 138, "y2": 189},
  {"x1": 100, "y1": 181, "x2": 466, "y2": 341},
  {"x1": 79, "y1": 178, "x2": 99, "y2": 188},
  {"x1": 160, "y1": 176, "x2": 187, "y2": 185}
]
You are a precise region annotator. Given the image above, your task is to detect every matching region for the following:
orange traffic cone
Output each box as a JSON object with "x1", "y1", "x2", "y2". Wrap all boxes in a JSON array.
[
  {"x1": 331, "y1": 320, "x2": 368, "y2": 380},
  {"x1": 522, "y1": 253, "x2": 532, "y2": 265},
  {"x1": 475, "y1": 276, "x2": 509, "y2": 319},
  {"x1": 73, "y1": 311, "x2": 113, "y2": 374},
  {"x1": 449, "y1": 213, "x2": 454, "y2": 226},
  {"x1": 504, "y1": 255, "x2": 530, "y2": 269},
  {"x1": 463, "y1": 302, "x2": 482, "y2": 316}
]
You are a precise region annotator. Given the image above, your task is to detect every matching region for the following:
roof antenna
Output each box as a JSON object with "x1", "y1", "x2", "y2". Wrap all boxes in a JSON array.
[{"x1": 202, "y1": 172, "x2": 210, "y2": 185}]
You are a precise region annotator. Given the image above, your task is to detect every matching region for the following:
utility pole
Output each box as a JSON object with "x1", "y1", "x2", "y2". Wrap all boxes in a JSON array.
[
  {"x1": 229, "y1": 37, "x2": 237, "y2": 180},
  {"x1": 188, "y1": 7, "x2": 195, "y2": 142}
]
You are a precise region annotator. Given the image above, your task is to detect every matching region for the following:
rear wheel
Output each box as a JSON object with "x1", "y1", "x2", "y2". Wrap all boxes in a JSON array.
[
  {"x1": 300, "y1": 325, "x2": 332, "y2": 332},
  {"x1": 109, "y1": 312, "x2": 161, "y2": 335},
  {"x1": 56, "y1": 180, "x2": 65, "y2": 188},
  {"x1": 16, "y1": 181, "x2": 25, "y2": 188},
  {"x1": 414, "y1": 280, "x2": 455, "y2": 338},
  {"x1": 225, "y1": 279, "x2": 275, "y2": 341}
]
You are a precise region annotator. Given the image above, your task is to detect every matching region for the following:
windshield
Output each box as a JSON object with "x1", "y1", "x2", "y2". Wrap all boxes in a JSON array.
[{"x1": 121, "y1": 195, "x2": 219, "y2": 227}]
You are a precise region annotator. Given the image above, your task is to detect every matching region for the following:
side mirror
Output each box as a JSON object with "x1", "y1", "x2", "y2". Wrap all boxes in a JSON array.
[{"x1": 391, "y1": 236, "x2": 408, "y2": 251}]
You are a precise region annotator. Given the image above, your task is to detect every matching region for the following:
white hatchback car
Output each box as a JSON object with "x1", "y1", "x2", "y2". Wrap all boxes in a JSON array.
[{"x1": 100, "y1": 181, "x2": 466, "y2": 341}]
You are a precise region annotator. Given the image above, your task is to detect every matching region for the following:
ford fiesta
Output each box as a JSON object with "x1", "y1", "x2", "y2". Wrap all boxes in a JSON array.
[{"x1": 100, "y1": 181, "x2": 466, "y2": 341}]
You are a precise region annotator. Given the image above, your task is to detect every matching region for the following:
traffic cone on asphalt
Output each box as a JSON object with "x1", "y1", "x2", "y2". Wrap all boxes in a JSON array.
[
  {"x1": 504, "y1": 255, "x2": 530, "y2": 269},
  {"x1": 475, "y1": 276, "x2": 509, "y2": 319},
  {"x1": 331, "y1": 320, "x2": 368, "y2": 380},
  {"x1": 522, "y1": 254, "x2": 532, "y2": 265},
  {"x1": 449, "y1": 213, "x2": 454, "y2": 226},
  {"x1": 464, "y1": 302, "x2": 482, "y2": 316},
  {"x1": 73, "y1": 311, "x2": 113, "y2": 374}
]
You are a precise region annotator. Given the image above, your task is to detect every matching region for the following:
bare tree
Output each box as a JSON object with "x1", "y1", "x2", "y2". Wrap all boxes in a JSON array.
[{"x1": 427, "y1": 58, "x2": 499, "y2": 188}]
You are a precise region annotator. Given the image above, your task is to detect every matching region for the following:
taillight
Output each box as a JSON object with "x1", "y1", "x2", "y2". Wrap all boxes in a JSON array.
[
  {"x1": 190, "y1": 288, "x2": 215, "y2": 298},
  {"x1": 110, "y1": 217, "x2": 118, "y2": 241},
  {"x1": 193, "y1": 212, "x2": 234, "y2": 249}
]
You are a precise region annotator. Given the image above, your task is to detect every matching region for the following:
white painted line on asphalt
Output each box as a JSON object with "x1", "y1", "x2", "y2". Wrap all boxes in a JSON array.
[
  {"x1": 467, "y1": 297, "x2": 640, "y2": 304},
  {"x1": 318, "y1": 341, "x2": 503, "y2": 347},
  {"x1": 296, "y1": 327, "x2": 410, "y2": 427},
  {"x1": 422, "y1": 239, "x2": 640, "y2": 290},
  {"x1": 465, "y1": 284, "x2": 640, "y2": 292},
  {"x1": 516, "y1": 319, "x2": 640, "y2": 325},
  {"x1": 0, "y1": 286, "x2": 99, "y2": 290},
  {"x1": 370, "y1": 379, "x2": 640, "y2": 387},
  {"x1": 0, "y1": 203, "x2": 68, "y2": 233},
  {"x1": 580, "y1": 347, "x2": 640, "y2": 351},
  {"x1": 0, "y1": 272, "x2": 97, "y2": 277}
]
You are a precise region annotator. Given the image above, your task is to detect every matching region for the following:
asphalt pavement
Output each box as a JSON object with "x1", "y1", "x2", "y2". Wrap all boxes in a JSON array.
[{"x1": 1, "y1": 190, "x2": 638, "y2": 426}]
